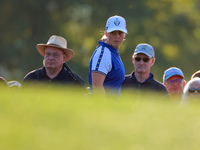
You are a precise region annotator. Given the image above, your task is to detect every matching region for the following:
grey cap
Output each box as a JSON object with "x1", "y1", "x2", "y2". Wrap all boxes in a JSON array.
[{"x1": 134, "y1": 43, "x2": 155, "y2": 58}]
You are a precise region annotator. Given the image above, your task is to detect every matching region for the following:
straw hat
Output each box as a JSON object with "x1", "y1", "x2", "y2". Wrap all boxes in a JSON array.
[{"x1": 36, "y1": 35, "x2": 74, "y2": 62}]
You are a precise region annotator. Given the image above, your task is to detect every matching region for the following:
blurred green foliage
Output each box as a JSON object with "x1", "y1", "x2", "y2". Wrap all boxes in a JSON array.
[{"x1": 0, "y1": 0, "x2": 200, "y2": 85}]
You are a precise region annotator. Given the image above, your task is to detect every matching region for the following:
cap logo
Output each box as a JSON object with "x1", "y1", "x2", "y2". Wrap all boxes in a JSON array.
[
  {"x1": 114, "y1": 18, "x2": 120, "y2": 26},
  {"x1": 142, "y1": 46, "x2": 146, "y2": 50}
]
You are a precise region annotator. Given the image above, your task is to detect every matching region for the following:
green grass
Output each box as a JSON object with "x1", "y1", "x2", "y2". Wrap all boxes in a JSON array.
[{"x1": 1, "y1": 86, "x2": 200, "y2": 150}]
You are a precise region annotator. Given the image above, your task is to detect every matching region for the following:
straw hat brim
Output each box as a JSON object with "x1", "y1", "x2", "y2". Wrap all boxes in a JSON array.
[{"x1": 36, "y1": 44, "x2": 74, "y2": 62}]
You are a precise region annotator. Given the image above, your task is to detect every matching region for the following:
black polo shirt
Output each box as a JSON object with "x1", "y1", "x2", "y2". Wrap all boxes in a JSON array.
[
  {"x1": 122, "y1": 71, "x2": 168, "y2": 95},
  {"x1": 22, "y1": 66, "x2": 85, "y2": 88}
]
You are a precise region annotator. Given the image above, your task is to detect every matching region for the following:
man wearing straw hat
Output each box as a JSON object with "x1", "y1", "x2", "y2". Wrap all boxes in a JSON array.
[{"x1": 22, "y1": 35, "x2": 84, "y2": 87}]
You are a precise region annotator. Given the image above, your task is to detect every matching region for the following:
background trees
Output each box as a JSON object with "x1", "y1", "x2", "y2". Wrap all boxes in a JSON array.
[{"x1": 0, "y1": 0, "x2": 199, "y2": 85}]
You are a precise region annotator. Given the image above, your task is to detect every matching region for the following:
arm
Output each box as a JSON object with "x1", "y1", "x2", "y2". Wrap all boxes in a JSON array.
[{"x1": 92, "y1": 72, "x2": 106, "y2": 95}]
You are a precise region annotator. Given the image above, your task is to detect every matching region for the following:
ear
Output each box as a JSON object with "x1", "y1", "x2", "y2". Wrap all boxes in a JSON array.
[
  {"x1": 151, "y1": 58, "x2": 155, "y2": 66},
  {"x1": 123, "y1": 33, "x2": 126, "y2": 38},
  {"x1": 105, "y1": 32, "x2": 108, "y2": 37},
  {"x1": 183, "y1": 80, "x2": 186, "y2": 88},
  {"x1": 62, "y1": 55, "x2": 66, "y2": 63},
  {"x1": 132, "y1": 56, "x2": 135, "y2": 64}
]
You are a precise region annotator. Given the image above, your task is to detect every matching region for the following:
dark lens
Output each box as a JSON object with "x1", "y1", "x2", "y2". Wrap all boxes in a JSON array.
[
  {"x1": 176, "y1": 79, "x2": 182, "y2": 82},
  {"x1": 175, "y1": 79, "x2": 182, "y2": 84},
  {"x1": 168, "y1": 80, "x2": 175, "y2": 84},
  {"x1": 143, "y1": 58, "x2": 150, "y2": 62},
  {"x1": 197, "y1": 88, "x2": 200, "y2": 93},
  {"x1": 135, "y1": 57, "x2": 141, "y2": 62},
  {"x1": 188, "y1": 88, "x2": 195, "y2": 93}
]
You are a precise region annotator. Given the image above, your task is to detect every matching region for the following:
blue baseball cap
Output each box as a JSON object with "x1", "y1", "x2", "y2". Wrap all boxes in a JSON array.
[
  {"x1": 133, "y1": 43, "x2": 155, "y2": 58},
  {"x1": 163, "y1": 67, "x2": 184, "y2": 82}
]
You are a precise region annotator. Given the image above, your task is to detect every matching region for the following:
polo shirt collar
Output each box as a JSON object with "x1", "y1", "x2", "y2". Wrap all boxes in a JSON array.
[
  {"x1": 98, "y1": 41, "x2": 118, "y2": 54},
  {"x1": 41, "y1": 65, "x2": 66, "y2": 80},
  {"x1": 131, "y1": 71, "x2": 153, "y2": 84},
  {"x1": 40, "y1": 67, "x2": 47, "y2": 78}
]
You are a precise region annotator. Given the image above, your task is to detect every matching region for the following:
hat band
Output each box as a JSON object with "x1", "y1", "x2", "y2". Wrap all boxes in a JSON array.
[{"x1": 47, "y1": 43, "x2": 66, "y2": 49}]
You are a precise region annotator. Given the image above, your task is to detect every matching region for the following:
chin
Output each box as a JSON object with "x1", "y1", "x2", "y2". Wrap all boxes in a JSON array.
[
  {"x1": 46, "y1": 65, "x2": 56, "y2": 69},
  {"x1": 137, "y1": 70, "x2": 145, "y2": 74}
]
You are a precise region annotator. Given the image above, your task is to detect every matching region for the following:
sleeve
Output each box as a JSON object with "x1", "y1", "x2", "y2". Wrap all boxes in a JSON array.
[{"x1": 91, "y1": 47, "x2": 112, "y2": 76}]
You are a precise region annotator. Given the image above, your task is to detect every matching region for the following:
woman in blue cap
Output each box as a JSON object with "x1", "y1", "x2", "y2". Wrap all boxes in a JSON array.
[{"x1": 88, "y1": 15, "x2": 127, "y2": 97}]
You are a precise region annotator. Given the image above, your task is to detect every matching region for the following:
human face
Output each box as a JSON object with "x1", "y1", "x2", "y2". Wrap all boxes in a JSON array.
[
  {"x1": 187, "y1": 80, "x2": 200, "y2": 97},
  {"x1": 43, "y1": 47, "x2": 66, "y2": 70},
  {"x1": 105, "y1": 31, "x2": 126, "y2": 50},
  {"x1": 133, "y1": 53, "x2": 155, "y2": 75},
  {"x1": 164, "y1": 75, "x2": 185, "y2": 96}
]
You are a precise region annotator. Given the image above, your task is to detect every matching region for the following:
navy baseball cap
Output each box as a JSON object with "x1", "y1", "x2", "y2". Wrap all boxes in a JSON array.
[
  {"x1": 163, "y1": 67, "x2": 184, "y2": 82},
  {"x1": 133, "y1": 43, "x2": 155, "y2": 58}
]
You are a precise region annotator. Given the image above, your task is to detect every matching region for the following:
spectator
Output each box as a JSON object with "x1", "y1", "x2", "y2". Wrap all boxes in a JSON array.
[
  {"x1": 7, "y1": 81, "x2": 21, "y2": 88},
  {"x1": 191, "y1": 70, "x2": 200, "y2": 79},
  {"x1": 122, "y1": 43, "x2": 168, "y2": 97},
  {"x1": 163, "y1": 67, "x2": 186, "y2": 98},
  {"x1": 0, "y1": 76, "x2": 8, "y2": 87},
  {"x1": 22, "y1": 35, "x2": 85, "y2": 88},
  {"x1": 182, "y1": 77, "x2": 200, "y2": 102}
]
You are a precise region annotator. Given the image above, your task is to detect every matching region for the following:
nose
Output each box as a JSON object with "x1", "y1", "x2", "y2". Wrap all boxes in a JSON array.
[
  {"x1": 173, "y1": 81, "x2": 179, "y2": 85},
  {"x1": 114, "y1": 33, "x2": 120, "y2": 38},
  {"x1": 48, "y1": 54, "x2": 54, "y2": 59},
  {"x1": 139, "y1": 59, "x2": 145, "y2": 64},
  {"x1": 194, "y1": 90, "x2": 198, "y2": 94}
]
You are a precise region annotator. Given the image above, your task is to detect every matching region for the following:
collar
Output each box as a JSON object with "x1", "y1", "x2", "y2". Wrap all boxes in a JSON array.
[
  {"x1": 41, "y1": 65, "x2": 66, "y2": 80},
  {"x1": 56, "y1": 65, "x2": 67, "y2": 80},
  {"x1": 40, "y1": 67, "x2": 47, "y2": 78},
  {"x1": 131, "y1": 71, "x2": 153, "y2": 84},
  {"x1": 98, "y1": 41, "x2": 118, "y2": 54}
]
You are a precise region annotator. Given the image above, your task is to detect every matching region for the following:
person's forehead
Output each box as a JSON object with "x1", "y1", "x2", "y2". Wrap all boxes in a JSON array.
[
  {"x1": 109, "y1": 30, "x2": 124, "y2": 33},
  {"x1": 167, "y1": 75, "x2": 183, "y2": 80},
  {"x1": 189, "y1": 81, "x2": 200, "y2": 88},
  {"x1": 44, "y1": 46, "x2": 63, "y2": 53},
  {"x1": 134, "y1": 53, "x2": 149, "y2": 57}
]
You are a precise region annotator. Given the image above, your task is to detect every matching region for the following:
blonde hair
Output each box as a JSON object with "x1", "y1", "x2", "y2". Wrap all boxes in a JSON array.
[{"x1": 100, "y1": 31, "x2": 107, "y2": 42}]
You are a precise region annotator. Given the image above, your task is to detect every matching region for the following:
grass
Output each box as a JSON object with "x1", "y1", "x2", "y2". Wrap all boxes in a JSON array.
[{"x1": 1, "y1": 86, "x2": 200, "y2": 150}]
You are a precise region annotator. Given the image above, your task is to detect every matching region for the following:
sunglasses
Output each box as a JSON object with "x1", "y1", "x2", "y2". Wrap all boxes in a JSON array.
[
  {"x1": 134, "y1": 57, "x2": 150, "y2": 62},
  {"x1": 188, "y1": 88, "x2": 200, "y2": 93},
  {"x1": 167, "y1": 79, "x2": 183, "y2": 84}
]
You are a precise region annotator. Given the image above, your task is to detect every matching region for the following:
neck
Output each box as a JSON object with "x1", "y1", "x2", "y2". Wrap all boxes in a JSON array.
[
  {"x1": 45, "y1": 67, "x2": 62, "y2": 79},
  {"x1": 134, "y1": 72, "x2": 150, "y2": 83},
  {"x1": 105, "y1": 40, "x2": 119, "y2": 52}
]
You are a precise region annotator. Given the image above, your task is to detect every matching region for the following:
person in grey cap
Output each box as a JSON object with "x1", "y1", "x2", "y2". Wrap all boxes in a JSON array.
[
  {"x1": 122, "y1": 43, "x2": 168, "y2": 96},
  {"x1": 163, "y1": 67, "x2": 186, "y2": 98}
]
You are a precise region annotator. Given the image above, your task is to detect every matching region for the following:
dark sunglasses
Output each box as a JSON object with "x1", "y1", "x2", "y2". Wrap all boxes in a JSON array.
[
  {"x1": 167, "y1": 79, "x2": 183, "y2": 84},
  {"x1": 134, "y1": 57, "x2": 150, "y2": 62},
  {"x1": 188, "y1": 88, "x2": 200, "y2": 93}
]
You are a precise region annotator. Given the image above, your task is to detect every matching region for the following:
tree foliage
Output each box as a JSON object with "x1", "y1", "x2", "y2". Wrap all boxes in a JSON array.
[{"x1": 0, "y1": 0, "x2": 200, "y2": 84}]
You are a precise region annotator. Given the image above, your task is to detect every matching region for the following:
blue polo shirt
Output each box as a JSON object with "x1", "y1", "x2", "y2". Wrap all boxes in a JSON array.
[{"x1": 89, "y1": 41, "x2": 125, "y2": 95}]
